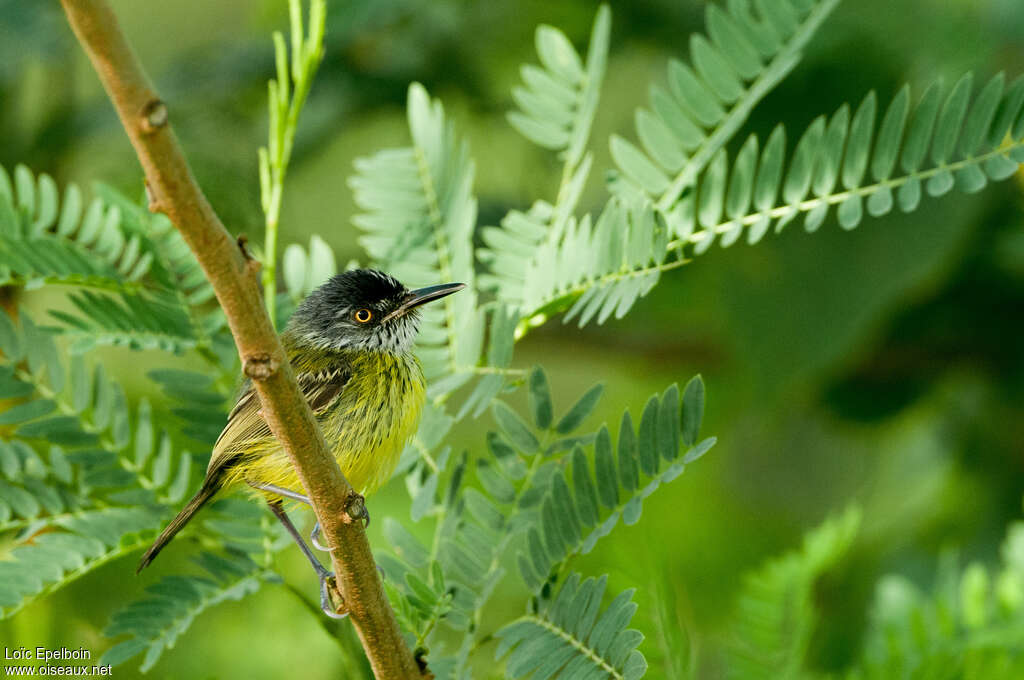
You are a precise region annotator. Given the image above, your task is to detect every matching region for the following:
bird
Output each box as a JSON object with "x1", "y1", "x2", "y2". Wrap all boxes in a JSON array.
[{"x1": 136, "y1": 268, "x2": 465, "y2": 617}]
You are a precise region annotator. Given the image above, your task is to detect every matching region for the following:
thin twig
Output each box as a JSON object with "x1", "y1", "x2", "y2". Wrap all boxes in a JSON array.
[{"x1": 58, "y1": 1, "x2": 420, "y2": 677}]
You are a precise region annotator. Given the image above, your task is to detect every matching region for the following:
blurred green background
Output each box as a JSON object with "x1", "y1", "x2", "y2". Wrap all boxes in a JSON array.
[{"x1": 2, "y1": 0, "x2": 1023, "y2": 677}]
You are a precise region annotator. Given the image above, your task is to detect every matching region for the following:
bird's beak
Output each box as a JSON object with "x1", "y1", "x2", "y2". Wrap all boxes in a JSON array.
[{"x1": 384, "y1": 282, "x2": 466, "y2": 321}]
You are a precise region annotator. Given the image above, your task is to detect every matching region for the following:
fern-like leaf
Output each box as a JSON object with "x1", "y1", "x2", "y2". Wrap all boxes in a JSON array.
[
  {"x1": 281, "y1": 234, "x2": 338, "y2": 304},
  {"x1": 512, "y1": 196, "x2": 675, "y2": 330},
  {"x1": 101, "y1": 551, "x2": 270, "y2": 672},
  {"x1": 350, "y1": 83, "x2": 483, "y2": 392},
  {"x1": 724, "y1": 506, "x2": 861, "y2": 679},
  {"x1": 479, "y1": 6, "x2": 611, "y2": 312},
  {"x1": 520, "y1": 377, "x2": 715, "y2": 590},
  {"x1": 852, "y1": 522, "x2": 1024, "y2": 679},
  {"x1": 0, "y1": 311, "x2": 204, "y2": 620},
  {"x1": 0, "y1": 164, "x2": 153, "y2": 292},
  {"x1": 495, "y1": 573, "x2": 647, "y2": 680},
  {"x1": 669, "y1": 72, "x2": 1024, "y2": 251},
  {"x1": 0, "y1": 506, "x2": 165, "y2": 618},
  {"x1": 612, "y1": 0, "x2": 840, "y2": 211}
]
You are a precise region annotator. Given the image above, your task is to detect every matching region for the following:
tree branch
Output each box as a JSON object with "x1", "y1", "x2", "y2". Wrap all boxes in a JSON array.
[{"x1": 58, "y1": 1, "x2": 420, "y2": 677}]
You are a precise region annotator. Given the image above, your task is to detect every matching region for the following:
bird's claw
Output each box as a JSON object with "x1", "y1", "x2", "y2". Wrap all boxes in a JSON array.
[
  {"x1": 319, "y1": 572, "x2": 348, "y2": 619},
  {"x1": 310, "y1": 522, "x2": 334, "y2": 552}
]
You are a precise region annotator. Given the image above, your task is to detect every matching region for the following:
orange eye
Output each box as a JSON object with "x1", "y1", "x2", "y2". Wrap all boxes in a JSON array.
[{"x1": 354, "y1": 308, "x2": 372, "y2": 323}]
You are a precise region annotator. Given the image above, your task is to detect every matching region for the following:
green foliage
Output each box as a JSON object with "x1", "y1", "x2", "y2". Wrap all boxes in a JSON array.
[
  {"x1": 0, "y1": 310, "x2": 202, "y2": 617},
  {"x1": 0, "y1": 164, "x2": 150, "y2": 292},
  {"x1": 259, "y1": 0, "x2": 328, "y2": 327},
  {"x1": 520, "y1": 378, "x2": 715, "y2": 590},
  {"x1": 478, "y1": 6, "x2": 610, "y2": 313},
  {"x1": 659, "y1": 72, "x2": 1024, "y2": 253},
  {"x1": 612, "y1": 0, "x2": 841, "y2": 210},
  {"x1": 375, "y1": 370, "x2": 710, "y2": 678},
  {"x1": 281, "y1": 234, "x2": 337, "y2": 304},
  {"x1": 100, "y1": 551, "x2": 273, "y2": 672},
  {"x1": 852, "y1": 523, "x2": 1024, "y2": 679},
  {"x1": 0, "y1": 163, "x2": 227, "y2": 356},
  {"x1": 724, "y1": 506, "x2": 861, "y2": 679},
  {"x1": 350, "y1": 83, "x2": 488, "y2": 396},
  {"x1": 4, "y1": 0, "x2": 1021, "y2": 677},
  {"x1": 495, "y1": 573, "x2": 647, "y2": 680},
  {"x1": 0, "y1": 507, "x2": 164, "y2": 619},
  {"x1": 719, "y1": 512, "x2": 1024, "y2": 679}
]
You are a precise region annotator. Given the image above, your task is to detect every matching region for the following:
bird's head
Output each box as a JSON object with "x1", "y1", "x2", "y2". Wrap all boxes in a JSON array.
[{"x1": 285, "y1": 269, "x2": 464, "y2": 354}]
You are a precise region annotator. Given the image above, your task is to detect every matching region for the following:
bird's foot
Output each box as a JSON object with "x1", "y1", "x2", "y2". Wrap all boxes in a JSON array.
[
  {"x1": 310, "y1": 521, "x2": 334, "y2": 552},
  {"x1": 319, "y1": 571, "x2": 348, "y2": 619},
  {"x1": 345, "y1": 492, "x2": 370, "y2": 528}
]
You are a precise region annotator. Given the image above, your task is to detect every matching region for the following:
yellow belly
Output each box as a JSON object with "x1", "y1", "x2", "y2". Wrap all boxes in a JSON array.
[{"x1": 228, "y1": 352, "x2": 425, "y2": 498}]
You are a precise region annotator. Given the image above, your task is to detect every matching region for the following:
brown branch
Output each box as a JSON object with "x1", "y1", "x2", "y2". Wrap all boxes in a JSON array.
[{"x1": 58, "y1": 1, "x2": 420, "y2": 677}]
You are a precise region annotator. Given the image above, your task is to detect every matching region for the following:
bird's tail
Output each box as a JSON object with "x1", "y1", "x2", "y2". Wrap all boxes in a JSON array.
[{"x1": 136, "y1": 480, "x2": 219, "y2": 573}]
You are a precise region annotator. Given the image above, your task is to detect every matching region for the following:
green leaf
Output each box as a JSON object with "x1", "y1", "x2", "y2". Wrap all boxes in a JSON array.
[
  {"x1": 0, "y1": 441, "x2": 21, "y2": 480},
  {"x1": 783, "y1": 117, "x2": 825, "y2": 205},
  {"x1": 726, "y1": 135, "x2": 758, "y2": 220},
  {"x1": 491, "y1": 401, "x2": 539, "y2": 453},
  {"x1": 571, "y1": 446, "x2": 599, "y2": 527},
  {"x1": 691, "y1": 35, "x2": 743, "y2": 104},
  {"x1": 668, "y1": 59, "x2": 723, "y2": 127},
  {"x1": 0, "y1": 311, "x2": 22, "y2": 361},
  {"x1": 871, "y1": 84, "x2": 910, "y2": 181},
  {"x1": 901, "y1": 80, "x2": 944, "y2": 173},
  {"x1": 282, "y1": 243, "x2": 306, "y2": 299},
  {"x1": 617, "y1": 411, "x2": 639, "y2": 493},
  {"x1": 134, "y1": 398, "x2": 154, "y2": 468},
  {"x1": 724, "y1": 507, "x2": 861, "y2": 679},
  {"x1": 842, "y1": 91, "x2": 877, "y2": 189},
  {"x1": 496, "y1": 575, "x2": 644, "y2": 679},
  {"x1": 988, "y1": 75, "x2": 1024, "y2": 147},
  {"x1": 555, "y1": 383, "x2": 604, "y2": 435},
  {"x1": 754, "y1": 124, "x2": 786, "y2": 211},
  {"x1": 681, "y1": 375, "x2": 705, "y2": 447},
  {"x1": 706, "y1": 5, "x2": 761, "y2": 80},
  {"x1": 812, "y1": 104, "x2": 850, "y2": 199},
  {"x1": 637, "y1": 395, "x2": 659, "y2": 476},
  {"x1": 698, "y1": 148, "x2": 728, "y2": 228},
  {"x1": 527, "y1": 366, "x2": 553, "y2": 430},
  {"x1": 611, "y1": 135, "x2": 670, "y2": 194},
  {"x1": 931, "y1": 72, "x2": 974, "y2": 165},
  {"x1": 656, "y1": 384, "x2": 680, "y2": 462},
  {"x1": 594, "y1": 426, "x2": 618, "y2": 509},
  {"x1": 535, "y1": 25, "x2": 584, "y2": 85},
  {"x1": 0, "y1": 399, "x2": 55, "y2": 425},
  {"x1": 960, "y1": 72, "x2": 1004, "y2": 156},
  {"x1": 636, "y1": 109, "x2": 687, "y2": 171}
]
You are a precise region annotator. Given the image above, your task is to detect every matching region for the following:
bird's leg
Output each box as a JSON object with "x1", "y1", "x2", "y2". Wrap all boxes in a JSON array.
[
  {"x1": 247, "y1": 480, "x2": 336, "y2": 553},
  {"x1": 250, "y1": 483, "x2": 384, "y2": 584},
  {"x1": 249, "y1": 480, "x2": 370, "y2": 527},
  {"x1": 249, "y1": 481, "x2": 312, "y2": 505},
  {"x1": 265, "y1": 500, "x2": 347, "y2": 619}
]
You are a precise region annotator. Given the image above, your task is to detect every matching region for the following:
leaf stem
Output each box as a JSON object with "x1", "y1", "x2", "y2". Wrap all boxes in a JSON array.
[{"x1": 259, "y1": 0, "x2": 327, "y2": 328}]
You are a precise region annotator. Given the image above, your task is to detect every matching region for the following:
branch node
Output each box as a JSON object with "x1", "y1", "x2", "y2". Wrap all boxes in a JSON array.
[
  {"x1": 139, "y1": 98, "x2": 168, "y2": 133},
  {"x1": 243, "y1": 353, "x2": 280, "y2": 381},
  {"x1": 414, "y1": 648, "x2": 434, "y2": 679},
  {"x1": 344, "y1": 492, "x2": 367, "y2": 525},
  {"x1": 237, "y1": 234, "x2": 263, "y2": 279},
  {"x1": 143, "y1": 179, "x2": 162, "y2": 213}
]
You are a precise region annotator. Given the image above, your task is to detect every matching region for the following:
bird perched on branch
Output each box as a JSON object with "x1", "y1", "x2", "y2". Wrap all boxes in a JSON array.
[{"x1": 137, "y1": 268, "x2": 464, "y2": 617}]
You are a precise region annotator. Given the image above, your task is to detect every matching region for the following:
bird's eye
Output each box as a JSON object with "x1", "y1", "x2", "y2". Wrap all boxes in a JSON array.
[{"x1": 354, "y1": 308, "x2": 372, "y2": 323}]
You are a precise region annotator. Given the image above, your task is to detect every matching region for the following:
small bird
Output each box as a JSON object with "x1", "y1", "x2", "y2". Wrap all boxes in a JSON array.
[{"x1": 137, "y1": 268, "x2": 464, "y2": 617}]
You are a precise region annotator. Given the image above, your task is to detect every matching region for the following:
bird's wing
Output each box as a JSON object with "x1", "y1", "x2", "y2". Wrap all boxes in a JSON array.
[{"x1": 207, "y1": 367, "x2": 350, "y2": 473}]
